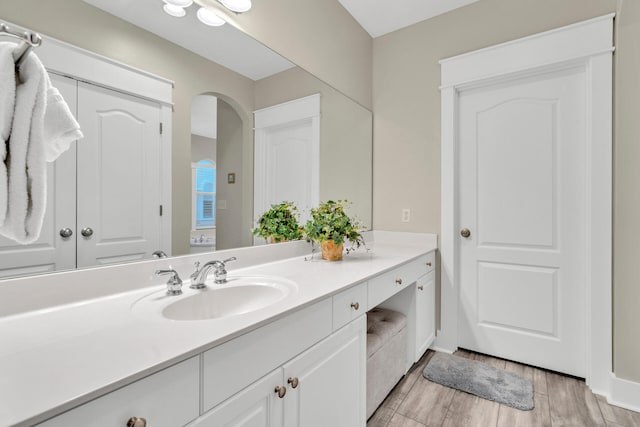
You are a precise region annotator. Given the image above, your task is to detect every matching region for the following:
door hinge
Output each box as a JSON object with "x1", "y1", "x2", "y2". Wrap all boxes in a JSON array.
[
  {"x1": 159, "y1": 205, "x2": 163, "y2": 216},
  {"x1": 159, "y1": 122, "x2": 163, "y2": 135}
]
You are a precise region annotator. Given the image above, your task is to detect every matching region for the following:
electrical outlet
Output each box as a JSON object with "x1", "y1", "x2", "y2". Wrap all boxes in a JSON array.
[{"x1": 402, "y1": 209, "x2": 411, "y2": 223}]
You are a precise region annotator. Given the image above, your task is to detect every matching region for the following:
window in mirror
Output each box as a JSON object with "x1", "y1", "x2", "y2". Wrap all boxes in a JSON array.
[{"x1": 193, "y1": 159, "x2": 216, "y2": 230}]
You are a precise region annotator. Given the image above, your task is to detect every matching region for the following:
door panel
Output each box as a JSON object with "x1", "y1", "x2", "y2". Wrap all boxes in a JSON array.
[
  {"x1": 192, "y1": 369, "x2": 283, "y2": 427},
  {"x1": 283, "y1": 316, "x2": 366, "y2": 427},
  {"x1": 0, "y1": 73, "x2": 77, "y2": 278},
  {"x1": 76, "y1": 82, "x2": 161, "y2": 268},
  {"x1": 458, "y1": 67, "x2": 586, "y2": 376}
]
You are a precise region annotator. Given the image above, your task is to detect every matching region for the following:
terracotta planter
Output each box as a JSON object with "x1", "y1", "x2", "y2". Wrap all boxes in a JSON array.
[
  {"x1": 269, "y1": 237, "x2": 288, "y2": 244},
  {"x1": 320, "y1": 240, "x2": 344, "y2": 261}
]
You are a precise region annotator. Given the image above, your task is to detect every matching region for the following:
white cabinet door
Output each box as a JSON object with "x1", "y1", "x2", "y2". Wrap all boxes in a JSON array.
[
  {"x1": 192, "y1": 369, "x2": 284, "y2": 427},
  {"x1": 0, "y1": 73, "x2": 77, "y2": 278},
  {"x1": 415, "y1": 271, "x2": 435, "y2": 361},
  {"x1": 76, "y1": 82, "x2": 162, "y2": 268},
  {"x1": 283, "y1": 315, "x2": 366, "y2": 427}
]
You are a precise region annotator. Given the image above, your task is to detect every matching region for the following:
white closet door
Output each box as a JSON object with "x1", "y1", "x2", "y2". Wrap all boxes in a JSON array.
[
  {"x1": 457, "y1": 67, "x2": 587, "y2": 376},
  {"x1": 76, "y1": 82, "x2": 161, "y2": 268},
  {"x1": 0, "y1": 73, "x2": 77, "y2": 278}
]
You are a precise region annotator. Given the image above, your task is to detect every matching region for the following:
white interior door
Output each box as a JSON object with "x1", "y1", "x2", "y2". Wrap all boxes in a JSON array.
[
  {"x1": 0, "y1": 73, "x2": 77, "y2": 278},
  {"x1": 458, "y1": 66, "x2": 587, "y2": 377},
  {"x1": 76, "y1": 82, "x2": 161, "y2": 268},
  {"x1": 254, "y1": 95, "x2": 320, "y2": 244}
]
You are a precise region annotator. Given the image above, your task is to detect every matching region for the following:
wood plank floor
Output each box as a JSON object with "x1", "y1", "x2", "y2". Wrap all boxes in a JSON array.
[{"x1": 367, "y1": 350, "x2": 640, "y2": 427}]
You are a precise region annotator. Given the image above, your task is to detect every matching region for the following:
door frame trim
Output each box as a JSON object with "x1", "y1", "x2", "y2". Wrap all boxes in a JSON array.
[{"x1": 437, "y1": 14, "x2": 614, "y2": 395}]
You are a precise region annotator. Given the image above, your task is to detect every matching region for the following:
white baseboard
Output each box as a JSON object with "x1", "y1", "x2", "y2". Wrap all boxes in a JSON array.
[
  {"x1": 606, "y1": 373, "x2": 640, "y2": 413},
  {"x1": 429, "y1": 345, "x2": 455, "y2": 354}
]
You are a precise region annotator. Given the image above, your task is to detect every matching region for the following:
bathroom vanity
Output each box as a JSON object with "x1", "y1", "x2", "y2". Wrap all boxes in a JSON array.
[{"x1": 0, "y1": 232, "x2": 436, "y2": 426}]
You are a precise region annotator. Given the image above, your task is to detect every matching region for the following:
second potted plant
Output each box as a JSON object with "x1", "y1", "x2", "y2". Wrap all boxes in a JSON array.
[
  {"x1": 304, "y1": 200, "x2": 365, "y2": 261},
  {"x1": 253, "y1": 201, "x2": 304, "y2": 243}
]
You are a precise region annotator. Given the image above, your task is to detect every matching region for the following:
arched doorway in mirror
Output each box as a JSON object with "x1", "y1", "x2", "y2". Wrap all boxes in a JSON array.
[{"x1": 190, "y1": 93, "x2": 244, "y2": 252}]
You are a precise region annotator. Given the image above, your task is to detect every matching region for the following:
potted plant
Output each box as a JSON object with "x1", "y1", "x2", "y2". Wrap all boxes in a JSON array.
[
  {"x1": 253, "y1": 201, "x2": 304, "y2": 243},
  {"x1": 304, "y1": 200, "x2": 366, "y2": 261}
]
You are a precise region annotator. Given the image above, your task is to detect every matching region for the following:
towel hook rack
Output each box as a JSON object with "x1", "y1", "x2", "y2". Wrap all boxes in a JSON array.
[{"x1": 0, "y1": 22, "x2": 43, "y2": 69}]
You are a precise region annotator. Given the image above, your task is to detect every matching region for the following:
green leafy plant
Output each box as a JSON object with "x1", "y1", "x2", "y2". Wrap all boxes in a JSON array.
[
  {"x1": 304, "y1": 200, "x2": 366, "y2": 254},
  {"x1": 253, "y1": 201, "x2": 304, "y2": 243}
]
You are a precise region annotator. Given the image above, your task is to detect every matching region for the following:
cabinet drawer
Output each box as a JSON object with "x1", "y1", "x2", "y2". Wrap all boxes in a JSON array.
[
  {"x1": 202, "y1": 298, "x2": 332, "y2": 412},
  {"x1": 333, "y1": 282, "x2": 367, "y2": 330},
  {"x1": 39, "y1": 356, "x2": 200, "y2": 427},
  {"x1": 368, "y1": 256, "x2": 428, "y2": 309}
]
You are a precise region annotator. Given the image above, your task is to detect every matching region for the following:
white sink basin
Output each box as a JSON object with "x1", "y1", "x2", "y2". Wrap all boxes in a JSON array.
[{"x1": 133, "y1": 276, "x2": 297, "y2": 321}]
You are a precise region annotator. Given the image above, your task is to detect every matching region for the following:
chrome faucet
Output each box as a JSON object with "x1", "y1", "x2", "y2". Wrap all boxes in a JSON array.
[
  {"x1": 190, "y1": 257, "x2": 237, "y2": 288},
  {"x1": 155, "y1": 269, "x2": 183, "y2": 295}
]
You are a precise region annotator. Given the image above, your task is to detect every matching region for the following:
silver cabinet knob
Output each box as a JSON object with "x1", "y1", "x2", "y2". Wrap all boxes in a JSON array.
[
  {"x1": 395, "y1": 278, "x2": 403, "y2": 285},
  {"x1": 81, "y1": 227, "x2": 94, "y2": 237},
  {"x1": 418, "y1": 285, "x2": 424, "y2": 291},
  {"x1": 460, "y1": 228, "x2": 471, "y2": 238},
  {"x1": 59, "y1": 228, "x2": 73, "y2": 238},
  {"x1": 350, "y1": 302, "x2": 359, "y2": 311},
  {"x1": 126, "y1": 417, "x2": 147, "y2": 427},
  {"x1": 287, "y1": 377, "x2": 299, "y2": 389},
  {"x1": 275, "y1": 385, "x2": 286, "y2": 398}
]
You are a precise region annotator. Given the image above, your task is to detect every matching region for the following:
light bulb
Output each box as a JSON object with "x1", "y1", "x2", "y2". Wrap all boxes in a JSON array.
[
  {"x1": 197, "y1": 7, "x2": 226, "y2": 26},
  {"x1": 164, "y1": 0, "x2": 193, "y2": 7},
  {"x1": 163, "y1": 4, "x2": 186, "y2": 17},
  {"x1": 220, "y1": 0, "x2": 252, "y2": 13}
]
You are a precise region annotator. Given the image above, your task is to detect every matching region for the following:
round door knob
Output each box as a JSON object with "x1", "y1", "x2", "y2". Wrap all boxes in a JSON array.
[
  {"x1": 460, "y1": 228, "x2": 471, "y2": 238},
  {"x1": 81, "y1": 227, "x2": 94, "y2": 237},
  {"x1": 59, "y1": 228, "x2": 73, "y2": 238},
  {"x1": 287, "y1": 377, "x2": 299, "y2": 388},
  {"x1": 275, "y1": 385, "x2": 287, "y2": 398},
  {"x1": 418, "y1": 285, "x2": 424, "y2": 291},
  {"x1": 426, "y1": 261, "x2": 432, "y2": 267},
  {"x1": 350, "y1": 302, "x2": 359, "y2": 311},
  {"x1": 126, "y1": 417, "x2": 147, "y2": 427},
  {"x1": 395, "y1": 278, "x2": 403, "y2": 285}
]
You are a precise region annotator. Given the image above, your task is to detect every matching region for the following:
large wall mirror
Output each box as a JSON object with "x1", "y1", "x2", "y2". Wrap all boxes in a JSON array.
[{"x1": 0, "y1": 0, "x2": 372, "y2": 279}]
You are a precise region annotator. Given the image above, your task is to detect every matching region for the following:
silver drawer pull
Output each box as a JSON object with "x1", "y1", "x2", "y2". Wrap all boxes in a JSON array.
[
  {"x1": 395, "y1": 278, "x2": 403, "y2": 285},
  {"x1": 418, "y1": 285, "x2": 424, "y2": 291},
  {"x1": 288, "y1": 377, "x2": 299, "y2": 388},
  {"x1": 350, "y1": 302, "x2": 359, "y2": 311},
  {"x1": 426, "y1": 261, "x2": 432, "y2": 267}
]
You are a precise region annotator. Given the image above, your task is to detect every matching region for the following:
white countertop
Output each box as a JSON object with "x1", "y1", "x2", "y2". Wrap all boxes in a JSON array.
[{"x1": 0, "y1": 231, "x2": 437, "y2": 426}]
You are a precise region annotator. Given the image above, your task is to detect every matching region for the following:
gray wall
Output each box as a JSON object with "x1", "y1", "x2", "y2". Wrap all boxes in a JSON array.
[
  {"x1": 216, "y1": 100, "x2": 244, "y2": 250},
  {"x1": 372, "y1": 0, "x2": 640, "y2": 382}
]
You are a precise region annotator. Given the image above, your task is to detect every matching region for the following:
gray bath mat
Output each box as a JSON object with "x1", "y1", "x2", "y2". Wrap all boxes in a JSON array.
[{"x1": 423, "y1": 352, "x2": 534, "y2": 410}]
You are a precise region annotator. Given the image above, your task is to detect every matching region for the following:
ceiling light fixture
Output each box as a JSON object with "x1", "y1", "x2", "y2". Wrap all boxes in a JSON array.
[
  {"x1": 197, "y1": 7, "x2": 226, "y2": 27},
  {"x1": 164, "y1": 0, "x2": 193, "y2": 7},
  {"x1": 219, "y1": 0, "x2": 252, "y2": 13},
  {"x1": 163, "y1": 4, "x2": 187, "y2": 17}
]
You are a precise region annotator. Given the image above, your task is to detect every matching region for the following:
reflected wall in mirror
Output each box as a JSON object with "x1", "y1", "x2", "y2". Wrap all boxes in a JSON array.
[{"x1": 0, "y1": 0, "x2": 372, "y2": 280}]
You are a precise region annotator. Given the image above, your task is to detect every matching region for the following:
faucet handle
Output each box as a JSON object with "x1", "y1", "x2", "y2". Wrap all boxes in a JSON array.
[
  {"x1": 155, "y1": 269, "x2": 183, "y2": 296},
  {"x1": 214, "y1": 257, "x2": 236, "y2": 284}
]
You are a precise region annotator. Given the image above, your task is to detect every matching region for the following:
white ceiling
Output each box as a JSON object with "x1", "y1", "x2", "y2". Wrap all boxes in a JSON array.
[
  {"x1": 338, "y1": 0, "x2": 481, "y2": 38},
  {"x1": 83, "y1": 0, "x2": 295, "y2": 81}
]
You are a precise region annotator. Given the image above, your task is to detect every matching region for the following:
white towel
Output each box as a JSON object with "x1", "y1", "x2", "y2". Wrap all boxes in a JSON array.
[
  {"x1": 43, "y1": 83, "x2": 83, "y2": 162},
  {"x1": 0, "y1": 42, "x2": 16, "y2": 226},
  {"x1": 0, "y1": 48, "x2": 82, "y2": 244}
]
